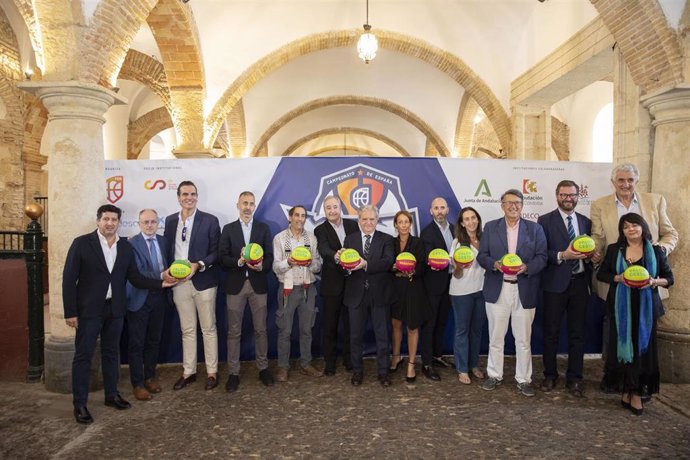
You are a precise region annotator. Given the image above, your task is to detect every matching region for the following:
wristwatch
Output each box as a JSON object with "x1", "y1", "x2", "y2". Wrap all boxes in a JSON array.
[{"x1": 197, "y1": 260, "x2": 206, "y2": 272}]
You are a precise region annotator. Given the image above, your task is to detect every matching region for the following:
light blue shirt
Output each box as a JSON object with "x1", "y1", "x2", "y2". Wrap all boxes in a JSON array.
[{"x1": 144, "y1": 233, "x2": 164, "y2": 273}]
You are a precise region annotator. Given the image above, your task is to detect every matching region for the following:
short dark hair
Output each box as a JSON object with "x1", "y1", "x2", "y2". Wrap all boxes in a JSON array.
[
  {"x1": 617, "y1": 213, "x2": 652, "y2": 245},
  {"x1": 177, "y1": 181, "x2": 197, "y2": 196},
  {"x1": 97, "y1": 204, "x2": 121, "y2": 220},
  {"x1": 455, "y1": 207, "x2": 483, "y2": 245},
  {"x1": 501, "y1": 189, "x2": 523, "y2": 202},
  {"x1": 555, "y1": 180, "x2": 579, "y2": 194},
  {"x1": 238, "y1": 191, "x2": 255, "y2": 200},
  {"x1": 288, "y1": 205, "x2": 306, "y2": 217}
]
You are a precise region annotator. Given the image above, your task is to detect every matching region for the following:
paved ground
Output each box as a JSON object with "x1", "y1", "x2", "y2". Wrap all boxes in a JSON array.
[{"x1": 1, "y1": 357, "x2": 688, "y2": 459}]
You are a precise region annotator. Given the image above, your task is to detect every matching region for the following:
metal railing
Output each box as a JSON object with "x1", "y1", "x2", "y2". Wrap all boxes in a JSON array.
[
  {"x1": 34, "y1": 196, "x2": 48, "y2": 234},
  {"x1": 0, "y1": 230, "x2": 25, "y2": 255}
]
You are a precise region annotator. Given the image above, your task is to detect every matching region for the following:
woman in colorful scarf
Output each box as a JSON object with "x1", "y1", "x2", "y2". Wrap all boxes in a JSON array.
[{"x1": 597, "y1": 213, "x2": 673, "y2": 415}]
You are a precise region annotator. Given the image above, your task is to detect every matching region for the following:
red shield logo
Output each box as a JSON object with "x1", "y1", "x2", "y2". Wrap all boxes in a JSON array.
[{"x1": 106, "y1": 176, "x2": 124, "y2": 204}]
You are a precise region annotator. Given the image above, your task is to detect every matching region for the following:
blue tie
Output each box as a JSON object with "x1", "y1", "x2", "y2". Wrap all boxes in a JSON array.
[
  {"x1": 148, "y1": 238, "x2": 161, "y2": 272},
  {"x1": 566, "y1": 216, "x2": 578, "y2": 273}
]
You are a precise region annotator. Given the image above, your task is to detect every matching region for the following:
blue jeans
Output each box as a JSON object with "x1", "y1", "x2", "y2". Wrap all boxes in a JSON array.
[{"x1": 451, "y1": 291, "x2": 486, "y2": 373}]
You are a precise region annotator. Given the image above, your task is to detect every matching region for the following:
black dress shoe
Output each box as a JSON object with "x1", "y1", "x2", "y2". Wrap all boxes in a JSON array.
[
  {"x1": 259, "y1": 369, "x2": 274, "y2": 386},
  {"x1": 104, "y1": 394, "x2": 131, "y2": 410},
  {"x1": 378, "y1": 373, "x2": 391, "y2": 387},
  {"x1": 540, "y1": 377, "x2": 557, "y2": 392},
  {"x1": 422, "y1": 365, "x2": 441, "y2": 381},
  {"x1": 351, "y1": 372, "x2": 363, "y2": 386},
  {"x1": 226, "y1": 375, "x2": 240, "y2": 393},
  {"x1": 567, "y1": 380, "x2": 584, "y2": 398},
  {"x1": 173, "y1": 374, "x2": 197, "y2": 391},
  {"x1": 324, "y1": 368, "x2": 336, "y2": 376},
  {"x1": 205, "y1": 376, "x2": 218, "y2": 391},
  {"x1": 73, "y1": 405, "x2": 93, "y2": 424}
]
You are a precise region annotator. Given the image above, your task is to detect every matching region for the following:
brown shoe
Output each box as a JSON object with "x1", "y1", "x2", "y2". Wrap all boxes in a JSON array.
[
  {"x1": 133, "y1": 386, "x2": 151, "y2": 401},
  {"x1": 205, "y1": 376, "x2": 218, "y2": 391},
  {"x1": 300, "y1": 365, "x2": 324, "y2": 378},
  {"x1": 276, "y1": 367, "x2": 289, "y2": 382},
  {"x1": 144, "y1": 378, "x2": 162, "y2": 394}
]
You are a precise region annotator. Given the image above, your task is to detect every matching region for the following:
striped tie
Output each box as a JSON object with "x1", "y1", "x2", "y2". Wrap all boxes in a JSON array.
[
  {"x1": 364, "y1": 234, "x2": 371, "y2": 258},
  {"x1": 566, "y1": 216, "x2": 579, "y2": 273}
]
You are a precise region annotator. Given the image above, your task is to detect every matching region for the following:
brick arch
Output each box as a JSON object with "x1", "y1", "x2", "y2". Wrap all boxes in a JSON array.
[
  {"x1": 9, "y1": 0, "x2": 44, "y2": 71},
  {"x1": 117, "y1": 49, "x2": 172, "y2": 111},
  {"x1": 590, "y1": 0, "x2": 683, "y2": 93},
  {"x1": 307, "y1": 146, "x2": 376, "y2": 157},
  {"x1": 127, "y1": 107, "x2": 173, "y2": 159},
  {"x1": 205, "y1": 29, "x2": 512, "y2": 155},
  {"x1": 280, "y1": 127, "x2": 409, "y2": 157},
  {"x1": 251, "y1": 95, "x2": 450, "y2": 157}
]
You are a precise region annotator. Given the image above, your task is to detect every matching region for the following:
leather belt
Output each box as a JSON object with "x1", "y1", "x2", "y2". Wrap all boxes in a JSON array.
[
  {"x1": 503, "y1": 279, "x2": 518, "y2": 284},
  {"x1": 571, "y1": 272, "x2": 586, "y2": 280}
]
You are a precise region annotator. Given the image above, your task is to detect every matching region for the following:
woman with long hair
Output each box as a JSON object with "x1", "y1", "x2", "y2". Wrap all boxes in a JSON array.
[
  {"x1": 449, "y1": 207, "x2": 487, "y2": 384},
  {"x1": 597, "y1": 213, "x2": 673, "y2": 415}
]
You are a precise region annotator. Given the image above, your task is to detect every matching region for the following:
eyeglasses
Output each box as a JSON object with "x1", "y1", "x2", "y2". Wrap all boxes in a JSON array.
[
  {"x1": 182, "y1": 225, "x2": 187, "y2": 242},
  {"x1": 558, "y1": 193, "x2": 578, "y2": 199},
  {"x1": 501, "y1": 201, "x2": 523, "y2": 208}
]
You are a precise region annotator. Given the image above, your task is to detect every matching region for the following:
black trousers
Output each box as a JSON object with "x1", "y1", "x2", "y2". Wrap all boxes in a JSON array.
[
  {"x1": 321, "y1": 294, "x2": 351, "y2": 370},
  {"x1": 72, "y1": 300, "x2": 123, "y2": 406},
  {"x1": 542, "y1": 276, "x2": 590, "y2": 382},
  {"x1": 127, "y1": 291, "x2": 167, "y2": 387},
  {"x1": 349, "y1": 290, "x2": 390, "y2": 374},
  {"x1": 421, "y1": 291, "x2": 451, "y2": 366}
]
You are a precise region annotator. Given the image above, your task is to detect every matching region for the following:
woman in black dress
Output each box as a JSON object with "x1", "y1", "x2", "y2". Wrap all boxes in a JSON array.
[
  {"x1": 597, "y1": 213, "x2": 673, "y2": 415},
  {"x1": 389, "y1": 210, "x2": 429, "y2": 383}
]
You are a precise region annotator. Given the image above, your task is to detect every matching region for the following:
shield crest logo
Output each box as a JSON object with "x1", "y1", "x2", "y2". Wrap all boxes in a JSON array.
[{"x1": 106, "y1": 176, "x2": 124, "y2": 204}]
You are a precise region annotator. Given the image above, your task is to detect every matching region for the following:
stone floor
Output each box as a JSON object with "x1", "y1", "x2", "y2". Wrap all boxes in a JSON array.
[{"x1": 1, "y1": 357, "x2": 689, "y2": 459}]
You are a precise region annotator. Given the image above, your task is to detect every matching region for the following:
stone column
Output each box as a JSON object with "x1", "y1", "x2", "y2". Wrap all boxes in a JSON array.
[
  {"x1": 17, "y1": 81, "x2": 126, "y2": 393},
  {"x1": 511, "y1": 104, "x2": 551, "y2": 160},
  {"x1": 642, "y1": 85, "x2": 690, "y2": 383}
]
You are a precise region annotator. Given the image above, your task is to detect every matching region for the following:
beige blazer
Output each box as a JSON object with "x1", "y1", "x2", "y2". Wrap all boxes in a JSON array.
[{"x1": 590, "y1": 192, "x2": 678, "y2": 300}]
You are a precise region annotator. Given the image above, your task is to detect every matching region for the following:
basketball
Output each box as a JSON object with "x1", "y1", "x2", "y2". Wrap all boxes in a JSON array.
[
  {"x1": 339, "y1": 248, "x2": 362, "y2": 270},
  {"x1": 453, "y1": 245, "x2": 475, "y2": 267},
  {"x1": 499, "y1": 253, "x2": 523, "y2": 275},
  {"x1": 395, "y1": 252, "x2": 417, "y2": 273},
  {"x1": 623, "y1": 265, "x2": 650, "y2": 288},
  {"x1": 291, "y1": 246, "x2": 312, "y2": 266},
  {"x1": 169, "y1": 259, "x2": 192, "y2": 279},
  {"x1": 427, "y1": 248, "x2": 450, "y2": 270},
  {"x1": 571, "y1": 234, "x2": 595, "y2": 254},
  {"x1": 243, "y1": 243, "x2": 264, "y2": 265}
]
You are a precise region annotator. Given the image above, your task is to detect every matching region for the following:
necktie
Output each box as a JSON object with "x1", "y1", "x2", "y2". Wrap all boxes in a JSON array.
[
  {"x1": 148, "y1": 238, "x2": 160, "y2": 272},
  {"x1": 364, "y1": 234, "x2": 371, "y2": 258},
  {"x1": 566, "y1": 216, "x2": 579, "y2": 273}
]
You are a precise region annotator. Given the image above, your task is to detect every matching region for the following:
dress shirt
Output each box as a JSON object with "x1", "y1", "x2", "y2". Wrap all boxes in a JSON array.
[
  {"x1": 174, "y1": 209, "x2": 196, "y2": 260},
  {"x1": 505, "y1": 218, "x2": 519, "y2": 281},
  {"x1": 329, "y1": 219, "x2": 346, "y2": 246},
  {"x1": 97, "y1": 230, "x2": 119, "y2": 299},
  {"x1": 144, "y1": 233, "x2": 164, "y2": 274},
  {"x1": 435, "y1": 220, "x2": 454, "y2": 251},
  {"x1": 615, "y1": 193, "x2": 641, "y2": 218},
  {"x1": 238, "y1": 218, "x2": 253, "y2": 274},
  {"x1": 556, "y1": 209, "x2": 583, "y2": 274}
]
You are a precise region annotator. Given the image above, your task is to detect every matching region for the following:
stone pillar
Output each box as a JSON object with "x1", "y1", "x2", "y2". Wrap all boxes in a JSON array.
[
  {"x1": 511, "y1": 104, "x2": 551, "y2": 160},
  {"x1": 17, "y1": 81, "x2": 126, "y2": 393},
  {"x1": 642, "y1": 85, "x2": 690, "y2": 383}
]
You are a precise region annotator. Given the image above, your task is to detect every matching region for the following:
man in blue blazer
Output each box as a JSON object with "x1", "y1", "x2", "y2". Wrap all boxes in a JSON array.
[
  {"x1": 477, "y1": 189, "x2": 547, "y2": 397},
  {"x1": 218, "y1": 191, "x2": 275, "y2": 392},
  {"x1": 63, "y1": 204, "x2": 172, "y2": 424},
  {"x1": 163, "y1": 181, "x2": 221, "y2": 391},
  {"x1": 341, "y1": 206, "x2": 395, "y2": 387},
  {"x1": 537, "y1": 180, "x2": 600, "y2": 397},
  {"x1": 126, "y1": 208, "x2": 173, "y2": 401}
]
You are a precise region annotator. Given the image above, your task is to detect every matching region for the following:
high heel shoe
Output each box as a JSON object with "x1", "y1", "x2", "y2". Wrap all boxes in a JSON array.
[
  {"x1": 630, "y1": 405, "x2": 643, "y2": 416},
  {"x1": 406, "y1": 360, "x2": 416, "y2": 383},
  {"x1": 389, "y1": 355, "x2": 403, "y2": 372},
  {"x1": 620, "y1": 400, "x2": 631, "y2": 410}
]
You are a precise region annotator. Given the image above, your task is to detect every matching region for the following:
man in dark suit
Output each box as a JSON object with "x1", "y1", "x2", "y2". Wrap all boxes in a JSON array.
[
  {"x1": 218, "y1": 191, "x2": 274, "y2": 392},
  {"x1": 477, "y1": 189, "x2": 547, "y2": 397},
  {"x1": 538, "y1": 180, "x2": 600, "y2": 397},
  {"x1": 63, "y1": 204, "x2": 173, "y2": 424},
  {"x1": 163, "y1": 181, "x2": 221, "y2": 391},
  {"x1": 341, "y1": 205, "x2": 395, "y2": 387},
  {"x1": 126, "y1": 208, "x2": 173, "y2": 401},
  {"x1": 420, "y1": 197, "x2": 455, "y2": 381},
  {"x1": 314, "y1": 196, "x2": 359, "y2": 376}
]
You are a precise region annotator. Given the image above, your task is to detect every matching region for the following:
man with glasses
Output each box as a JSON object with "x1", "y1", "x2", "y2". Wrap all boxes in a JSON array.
[
  {"x1": 537, "y1": 181, "x2": 600, "y2": 397},
  {"x1": 477, "y1": 189, "x2": 547, "y2": 397},
  {"x1": 164, "y1": 181, "x2": 221, "y2": 391},
  {"x1": 126, "y1": 209, "x2": 174, "y2": 401}
]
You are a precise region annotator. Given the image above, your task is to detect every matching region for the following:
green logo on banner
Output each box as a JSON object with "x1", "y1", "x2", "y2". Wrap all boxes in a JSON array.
[{"x1": 474, "y1": 179, "x2": 491, "y2": 197}]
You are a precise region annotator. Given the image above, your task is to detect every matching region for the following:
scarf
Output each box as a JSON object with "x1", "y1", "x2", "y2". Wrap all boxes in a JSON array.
[{"x1": 614, "y1": 240, "x2": 657, "y2": 363}]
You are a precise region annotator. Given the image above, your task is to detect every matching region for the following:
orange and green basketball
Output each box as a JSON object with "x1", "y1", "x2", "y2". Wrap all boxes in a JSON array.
[
  {"x1": 571, "y1": 234, "x2": 595, "y2": 254},
  {"x1": 339, "y1": 248, "x2": 362, "y2": 270},
  {"x1": 243, "y1": 243, "x2": 264, "y2": 265},
  {"x1": 169, "y1": 259, "x2": 192, "y2": 279},
  {"x1": 499, "y1": 253, "x2": 523, "y2": 275},
  {"x1": 291, "y1": 246, "x2": 312, "y2": 266},
  {"x1": 453, "y1": 245, "x2": 475, "y2": 267},
  {"x1": 395, "y1": 252, "x2": 417, "y2": 273},
  {"x1": 623, "y1": 265, "x2": 650, "y2": 288},
  {"x1": 427, "y1": 248, "x2": 450, "y2": 270}
]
